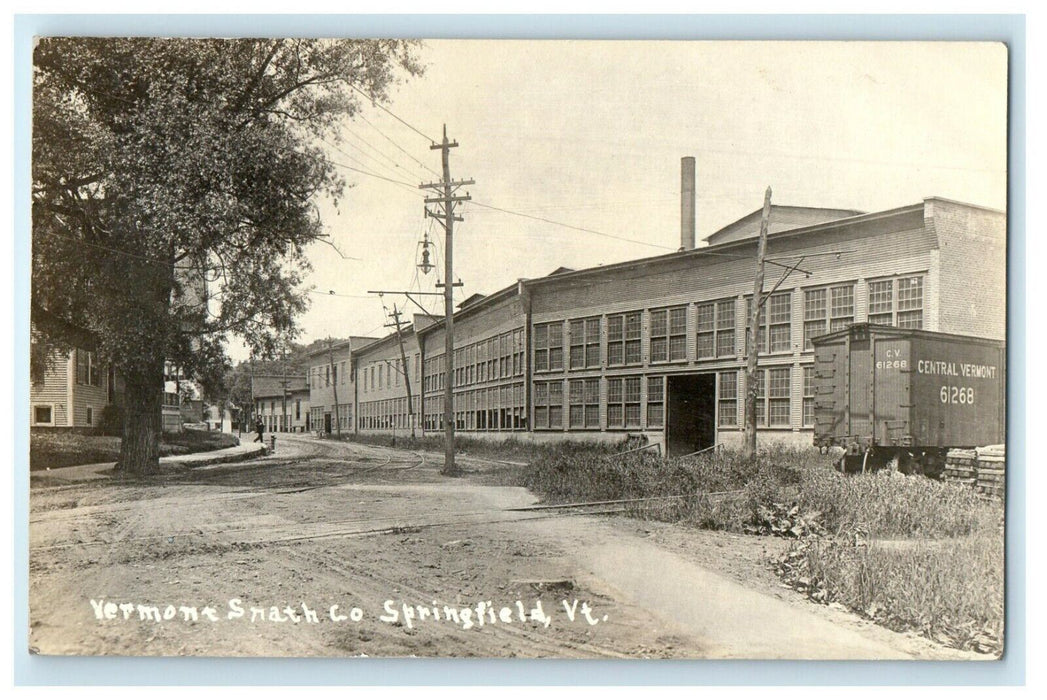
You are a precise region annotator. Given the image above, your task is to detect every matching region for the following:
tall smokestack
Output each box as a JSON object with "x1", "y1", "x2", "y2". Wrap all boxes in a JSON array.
[{"x1": 681, "y1": 156, "x2": 696, "y2": 251}]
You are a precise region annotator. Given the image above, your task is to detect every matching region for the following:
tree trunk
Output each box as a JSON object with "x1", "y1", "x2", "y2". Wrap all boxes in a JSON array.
[{"x1": 115, "y1": 361, "x2": 164, "y2": 476}]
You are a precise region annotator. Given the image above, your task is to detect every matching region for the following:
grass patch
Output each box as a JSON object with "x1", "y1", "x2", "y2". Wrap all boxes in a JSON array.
[
  {"x1": 517, "y1": 441, "x2": 1004, "y2": 655},
  {"x1": 30, "y1": 428, "x2": 239, "y2": 470}
]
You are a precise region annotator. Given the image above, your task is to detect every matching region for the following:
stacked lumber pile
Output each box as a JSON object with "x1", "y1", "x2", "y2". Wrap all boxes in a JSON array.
[
  {"x1": 975, "y1": 444, "x2": 1006, "y2": 498},
  {"x1": 944, "y1": 446, "x2": 1005, "y2": 498},
  {"x1": 943, "y1": 449, "x2": 978, "y2": 486}
]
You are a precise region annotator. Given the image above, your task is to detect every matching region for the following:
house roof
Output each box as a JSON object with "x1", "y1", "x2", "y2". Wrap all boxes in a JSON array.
[
  {"x1": 251, "y1": 375, "x2": 308, "y2": 398},
  {"x1": 304, "y1": 335, "x2": 381, "y2": 358}
]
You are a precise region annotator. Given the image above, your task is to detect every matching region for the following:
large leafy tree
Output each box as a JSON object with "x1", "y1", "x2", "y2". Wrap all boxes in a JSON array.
[{"x1": 32, "y1": 38, "x2": 422, "y2": 474}]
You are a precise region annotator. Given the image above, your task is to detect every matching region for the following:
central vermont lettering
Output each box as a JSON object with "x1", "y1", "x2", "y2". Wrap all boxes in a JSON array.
[{"x1": 916, "y1": 359, "x2": 998, "y2": 378}]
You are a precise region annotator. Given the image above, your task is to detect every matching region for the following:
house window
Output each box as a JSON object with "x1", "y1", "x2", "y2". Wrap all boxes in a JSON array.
[
  {"x1": 569, "y1": 379, "x2": 599, "y2": 429},
  {"x1": 803, "y1": 365, "x2": 815, "y2": 427},
  {"x1": 651, "y1": 306, "x2": 687, "y2": 363},
  {"x1": 33, "y1": 405, "x2": 54, "y2": 425},
  {"x1": 647, "y1": 376, "x2": 665, "y2": 428},
  {"x1": 868, "y1": 275, "x2": 924, "y2": 328},
  {"x1": 718, "y1": 371, "x2": 738, "y2": 426},
  {"x1": 86, "y1": 407, "x2": 93, "y2": 426},
  {"x1": 341, "y1": 361, "x2": 346, "y2": 384},
  {"x1": 697, "y1": 299, "x2": 736, "y2": 359},
  {"x1": 607, "y1": 311, "x2": 642, "y2": 366},
  {"x1": 296, "y1": 400, "x2": 301, "y2": 420},
  {"x1": 76, "y1": 350, "x2": 101, "y2": 387}
]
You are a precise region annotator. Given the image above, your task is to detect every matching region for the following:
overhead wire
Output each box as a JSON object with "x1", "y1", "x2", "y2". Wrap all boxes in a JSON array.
[{"x1": 346, "y1": 82, "x2": 436, "y2": 144}]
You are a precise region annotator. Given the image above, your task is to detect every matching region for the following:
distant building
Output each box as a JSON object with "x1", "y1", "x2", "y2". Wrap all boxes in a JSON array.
[
  {"x1": 252, "y1": 375, "x2": 310, "y2": 433},
  {"x1": 305, "y1": 336, "x2": 380, "y2": 435}
]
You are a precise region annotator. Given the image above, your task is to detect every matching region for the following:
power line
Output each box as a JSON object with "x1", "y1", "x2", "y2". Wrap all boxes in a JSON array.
[
  {"x1": 357, "y1": 112, "x2": 440, "y2": 177},
  {"x1": 465, "y1": 200, "x2": 676, "y2": 251},
  {"x1": 322, "y1": 135, "x2": 418, "y2": 186},
  {"x1": 346, "y1": 82, "x2": 436, "y2": 143},
  {"x1": 342, "y1": 126, "x2": 430, "y2": 181}
]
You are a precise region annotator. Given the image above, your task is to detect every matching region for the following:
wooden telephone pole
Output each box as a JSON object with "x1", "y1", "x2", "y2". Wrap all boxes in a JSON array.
[
  {"x1": 420, "y1": 125, "x2": 472, "y2": 477},
  {"x1": 744, "y1": 187, "x2": 773, "y2": 459},
  {"x1": 386, "y1": 303, "x2": 417, "y2": 439},
  {"x1": 327, "y1": 337, "x2": 342, "y2": 439}
]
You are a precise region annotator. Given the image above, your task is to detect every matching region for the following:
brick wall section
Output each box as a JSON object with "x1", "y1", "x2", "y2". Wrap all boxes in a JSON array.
[{"x1": 926, "y1": 198, "x2": 1006, "y2": 340}]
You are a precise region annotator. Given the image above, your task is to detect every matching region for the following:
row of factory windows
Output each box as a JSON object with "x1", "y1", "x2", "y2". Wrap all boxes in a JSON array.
[
  {"x1": 530, "y1": 366, "x2": 815, "y2": 431},
  {"x1": 324, "y1": 275, "x2": 920, "y2": 406},
  {"x1": 421, "y1": 382, "x2": 529, "y2": 433},
  {"x1": 422, "y1": 328, "x2": 526, "y2": 394},
  {"x1": 357, "y1": 367, "x2": 815, "y2": 434},
  {"x1": 531, "y1": 275, "x2": 922, "y2": 374}
]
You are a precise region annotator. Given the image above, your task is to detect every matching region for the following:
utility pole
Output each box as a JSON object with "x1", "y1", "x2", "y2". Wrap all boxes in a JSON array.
[
  {"x1": 744, "y1": 187, "x2": 773, "y2": 459},
  {"x1": 386, "y1": 303, "x2": 417, "y2": 439},
  {"x1": 328, "y1": 337, "x2": 342, "y2": 439},
  {"x1": 420, "y1": 125, "x2": 472, "y2": 477}
]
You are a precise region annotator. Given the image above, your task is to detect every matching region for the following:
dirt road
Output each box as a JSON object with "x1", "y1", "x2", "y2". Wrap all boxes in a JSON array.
[{"x1": 28, "y1": 435, "x2": 976, "y2": 659}]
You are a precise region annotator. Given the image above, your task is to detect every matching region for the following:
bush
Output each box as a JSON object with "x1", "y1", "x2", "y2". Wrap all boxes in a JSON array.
[
  {"x1": 798, "y1": 467, "x2": 1000, "y2": 539},
  {"x1": 521, "y1": 444, "x2": 818, "y2": 530},
  {"x1": 779, "y1": 532, "x2": 1003, "y2": 655},
  {"x1": 97, "y1": 404, "x2": 123, "y2": 436}
]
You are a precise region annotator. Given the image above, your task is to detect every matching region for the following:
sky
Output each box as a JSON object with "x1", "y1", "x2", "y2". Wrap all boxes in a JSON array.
[{"x1": 235, "y1": 40, "x2": 1008, "y2": 362}]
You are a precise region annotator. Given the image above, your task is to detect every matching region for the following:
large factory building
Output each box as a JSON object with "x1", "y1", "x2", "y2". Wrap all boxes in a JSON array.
[{"x1": 332, "y1": 161, "x2": 1005, "y2": 455}]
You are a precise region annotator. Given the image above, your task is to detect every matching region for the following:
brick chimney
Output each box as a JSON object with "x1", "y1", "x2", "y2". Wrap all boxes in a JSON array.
[{"x1": 680, "y1": 156, "x2": 696, "y2": 251}]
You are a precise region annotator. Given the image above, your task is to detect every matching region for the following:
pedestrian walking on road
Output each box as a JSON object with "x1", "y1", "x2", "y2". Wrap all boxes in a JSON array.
[{"x1": 253, "y1": 419, "x2": 264, "y2": 443}]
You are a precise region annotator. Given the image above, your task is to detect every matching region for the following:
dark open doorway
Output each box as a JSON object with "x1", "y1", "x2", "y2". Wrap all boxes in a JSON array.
[
  {"x1": 666, "y1": 374, "x2": 717, "y2": 458},
  {"x1": 323, "y1": 412, "x2": 332, "y2": 435}
]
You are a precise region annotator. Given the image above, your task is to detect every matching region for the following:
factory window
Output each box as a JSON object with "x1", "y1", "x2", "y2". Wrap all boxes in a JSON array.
[
  {"x1": 804, "y1": 284, "x2": 856, "y2": 349},
  {"x1": 534, "y1": 380, "x2": 563, "y2": 430},
  {"x1": 868, "y1": 275, "x2": 923, "y2": 328},
  {"x1": 607, "y1": 311, "x2": 642, "y2": 366},
  {"x1": 514, "y1": 329, "x2": 526, "y2": 376},
  {"x1": 746, "y1": 292, "x2": 791, "y2": 354},
  {"x1": 803, "y1": 365, "x2": 815, "y2": 427},
  {"x1": 569, "y1": 318, "x2": 601, "y2": 369},
  {"x1": 607, "y1": 377, "x2": 624, "y2": 428},
  {"x1": 868, "y1": 280, "x2": 895, "y2": 325},
  {"x1": 569, "y1": 379, "x2": 600, "y2": 429},
  {"x1": 830, "y1": 286, "x2": 855, "y2": 331},
  {"x1": 718, "y1": 371, "x2": 738, "y2": 427},
  {"x1": 767, "y1": 367, "x2": 791, "y2": 426},
  {"x1": 647, "y1": 376, "x2": 665, "y2": 428},
  {"x1": 624, "y1": 376, "x2": 642, "y2": 428},
  {"x1": 897, "y1": 277, "x2": 925, "y2": 328},
  {"x1": 534, "y1": 321, "x2": 564, "y2": 372},
  {"x1": 697, "y1": 299, "x2": 736, "y2": 359},
  {"x1": 650, "y1": 306, "x2": 687, "y2": 363}
]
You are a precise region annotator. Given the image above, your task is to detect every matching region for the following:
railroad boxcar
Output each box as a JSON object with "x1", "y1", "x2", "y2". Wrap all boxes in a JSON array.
[{"x1": 811, "y1": 323, "x2": 1005, "y2": 476}]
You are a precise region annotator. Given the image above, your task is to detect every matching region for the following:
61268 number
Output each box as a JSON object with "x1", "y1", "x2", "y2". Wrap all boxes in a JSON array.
[{"x1": 940, "y1": 385, "x2": 974, "y2": 405}]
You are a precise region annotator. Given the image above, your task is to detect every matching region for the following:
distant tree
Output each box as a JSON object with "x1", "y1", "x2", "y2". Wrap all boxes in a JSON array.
[{"x1": 32, "y1": 38, "x2": 422, "y2": 474}]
